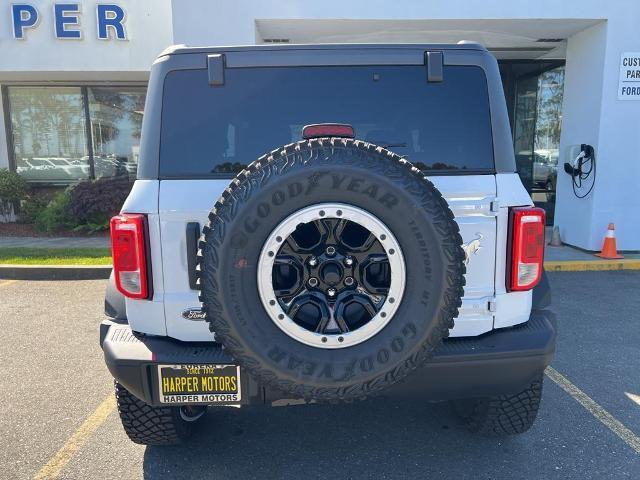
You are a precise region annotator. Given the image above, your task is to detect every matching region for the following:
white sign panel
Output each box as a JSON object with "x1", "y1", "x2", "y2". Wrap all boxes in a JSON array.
[{"x1": 618, "y1": 52, "x2": 640, "y2": 100}]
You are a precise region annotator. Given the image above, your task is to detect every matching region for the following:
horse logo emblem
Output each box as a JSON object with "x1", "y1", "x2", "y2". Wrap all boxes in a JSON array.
[{"x1": 462, "y1": 233, "x2": 483, "y2": 266}]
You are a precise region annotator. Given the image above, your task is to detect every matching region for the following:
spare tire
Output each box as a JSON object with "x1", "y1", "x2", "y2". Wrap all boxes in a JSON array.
[{"x1": 198, "y1": 138, "x2": 465, "y2": 401}]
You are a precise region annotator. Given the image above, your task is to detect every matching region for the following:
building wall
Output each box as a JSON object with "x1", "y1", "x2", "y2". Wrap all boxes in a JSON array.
[
  {"x1": 555, "y1": 23, "x2": 607, "y2": 250},
  {"x1": 171, "y1": 0, "x2": 611, "y2": 46},
  {"x1": 0, "y1": 0, "x2": 173, "y2": 77},
  {"x1": 556, "y1": 10, "x2": 640, "y2": 250},
  {"x1": 172, "y1": 0, "x2": 640, "y2": 250},
  {"x1": 1, "y1": 1, "x2": 638, "y2": 249},
  {"x1": 0, "y1": 0, "x2": 173, "y2": 176},
  {"x1": 592, "y1": 13, "x2": 640, "y2": 250}
]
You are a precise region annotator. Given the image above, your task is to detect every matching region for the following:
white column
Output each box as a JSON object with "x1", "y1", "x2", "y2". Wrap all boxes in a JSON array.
[
  {"x1": 554, "y1": 22, "x2": 607, "y2": 250},
  {"x1": 591, "y1": 14, "x2": 640, "y2": 251},
  {"x1": 556, "y1": 19, "x2": 640, "y2": 250}
]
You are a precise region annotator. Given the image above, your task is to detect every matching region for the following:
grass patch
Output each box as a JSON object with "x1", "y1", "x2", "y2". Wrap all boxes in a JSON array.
[{"x1": 0, "y1": 247, "x2": 112, "y2": 265}]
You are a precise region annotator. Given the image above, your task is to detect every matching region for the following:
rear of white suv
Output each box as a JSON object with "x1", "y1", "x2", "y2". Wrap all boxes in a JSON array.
[{"x1": 101, "y1": 43, "x2": 555, "y2": 445}]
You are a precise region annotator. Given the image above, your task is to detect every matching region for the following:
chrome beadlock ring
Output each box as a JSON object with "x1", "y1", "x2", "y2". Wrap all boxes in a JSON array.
[{"x1": 257, "y1": 203, "x2": 406, "y2": 349}]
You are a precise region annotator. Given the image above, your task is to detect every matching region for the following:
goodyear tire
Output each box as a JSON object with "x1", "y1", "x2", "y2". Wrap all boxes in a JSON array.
[{"x1": 198, "y1": 138, "x2": 465, "y2": 401}]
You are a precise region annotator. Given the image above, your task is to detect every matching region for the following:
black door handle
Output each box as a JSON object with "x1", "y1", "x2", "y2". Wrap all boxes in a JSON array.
[{"x1": 186, "y1": 222, "x2": 200, "y2": 290}]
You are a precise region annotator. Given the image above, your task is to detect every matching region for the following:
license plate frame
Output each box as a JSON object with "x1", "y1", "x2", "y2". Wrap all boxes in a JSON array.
[{"x1": 157, "y1": 364, "x2": 241, "y2": 405}]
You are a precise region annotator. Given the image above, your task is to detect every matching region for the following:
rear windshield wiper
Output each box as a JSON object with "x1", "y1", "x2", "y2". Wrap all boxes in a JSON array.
[{"x1": 375, "y1": 142, "x2": 407, "y2": 149}]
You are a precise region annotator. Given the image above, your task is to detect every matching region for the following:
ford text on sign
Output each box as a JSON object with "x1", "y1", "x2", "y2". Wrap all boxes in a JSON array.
[{"x1": 619, "y1": 52, "x2": 640, "y2": 100}]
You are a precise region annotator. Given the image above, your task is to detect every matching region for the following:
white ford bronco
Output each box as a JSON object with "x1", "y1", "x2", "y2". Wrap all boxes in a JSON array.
[{"x1": 100, "y1": 43, "x2": 556, "y2": 445}]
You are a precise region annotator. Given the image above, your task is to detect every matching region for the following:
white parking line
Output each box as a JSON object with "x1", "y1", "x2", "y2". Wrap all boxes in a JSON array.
[
  {"x1": 546, "y1": 366, "x2": 640, "y2": 455},
  {"x1": 0, "y1": 279, "x2": 18, "y2": 288},
  {"x1": 626, "y1": 392, "x2": 640, "y2": 407}
]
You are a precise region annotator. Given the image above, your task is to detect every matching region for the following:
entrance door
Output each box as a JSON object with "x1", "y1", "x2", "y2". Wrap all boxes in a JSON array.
[{"x1": 500, "y1": 62, "x2": 565, "y2": 224}]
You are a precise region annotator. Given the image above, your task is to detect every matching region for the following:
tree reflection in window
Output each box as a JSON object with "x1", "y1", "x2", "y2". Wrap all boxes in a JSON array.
[
  {"x1": 8, "y1": 86, "x2": 89, "y2": 183},
  {"x1": 89, "y1": 87, "x2": 146, "y2": 179}
]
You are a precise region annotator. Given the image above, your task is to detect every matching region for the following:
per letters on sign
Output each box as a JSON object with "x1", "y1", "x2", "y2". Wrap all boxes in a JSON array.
[{"x1": 12, "y1": 3, "x2": 127, "y2": 40}]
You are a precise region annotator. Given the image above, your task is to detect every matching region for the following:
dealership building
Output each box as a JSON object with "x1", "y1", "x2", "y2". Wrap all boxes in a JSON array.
[{"x1": 1, "y1": 0, "x2": 638, "y2": 251}]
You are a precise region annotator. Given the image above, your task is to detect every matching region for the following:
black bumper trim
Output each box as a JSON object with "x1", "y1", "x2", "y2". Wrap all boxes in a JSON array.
[
  {"x1": 373, "y1": 310, "x2": 556, "y2": 400},
  {"x1": 101, "y1": 310, "x2": 556, "y2": 405}
]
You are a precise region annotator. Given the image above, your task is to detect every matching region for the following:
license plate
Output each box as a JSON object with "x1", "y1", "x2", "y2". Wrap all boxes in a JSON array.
[{"x1": 157, "y1": 364, "x2": 241, "y2": 404}]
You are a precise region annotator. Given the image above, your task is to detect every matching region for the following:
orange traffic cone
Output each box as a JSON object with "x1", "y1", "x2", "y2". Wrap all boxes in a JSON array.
[{"x1": 595, "y1": 223, "x2": 624, "y2": 259}]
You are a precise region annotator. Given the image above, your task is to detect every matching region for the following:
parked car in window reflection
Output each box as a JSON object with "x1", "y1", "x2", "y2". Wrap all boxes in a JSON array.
[
  {"x1": 16, "y1": 157, "x2": 89, "y2": 182},
  {"x1": 93, "y1": 154, "x2": 137, "y2": 179},
  {"x1": 533, "y1": 149, "x2": 558, "y2": 190}
]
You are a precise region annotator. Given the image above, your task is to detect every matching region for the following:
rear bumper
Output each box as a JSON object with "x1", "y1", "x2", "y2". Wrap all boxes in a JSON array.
[{"x1": 101, "y1": 310, "x2": 556, "y2": 406}]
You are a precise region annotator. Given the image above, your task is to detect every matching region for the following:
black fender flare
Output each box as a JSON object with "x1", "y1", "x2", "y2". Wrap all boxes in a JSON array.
[
  {"x1": 105, "y1": 269, "x2": 127, "y2": 320},
  {"x1": 532, "y1": 270, "x2": 551, "y2": 310}
]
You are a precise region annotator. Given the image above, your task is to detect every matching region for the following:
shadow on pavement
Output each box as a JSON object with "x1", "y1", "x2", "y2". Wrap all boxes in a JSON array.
[
  {"x1": 142, "y1": 398, "x2": 530, "y2": 480},
  {"x1": 139, "y1": 271, "x2": 640, "y2": 479}
]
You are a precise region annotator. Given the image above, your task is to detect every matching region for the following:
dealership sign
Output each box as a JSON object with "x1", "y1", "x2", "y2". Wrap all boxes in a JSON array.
[
  {"x1": 618, "y1": 52, "x2": 640, "y2": 100},
  {"x1": 11, "y1": 3, "x2": 127, "y2": 40}
]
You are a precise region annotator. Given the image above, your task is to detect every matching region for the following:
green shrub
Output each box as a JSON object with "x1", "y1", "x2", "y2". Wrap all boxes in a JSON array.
[
  {"x1": 19, "y1": 194, "x2": 49, "y2": 224},
  {"x1": 64, "y1": 176, "x2": 133, "y2": 232},
  {"x1": 0, "y1": 169, "x2": 29, "y2": 219},
  {"x1": 35, "y1": 190, "x2": 72, "y2": 232},
  {"x1": 12, "y1": 175, "x2": 133, "y2": 232},
  {"x1": 71, "y1": 219, "x2": 110, "y2": 233}
]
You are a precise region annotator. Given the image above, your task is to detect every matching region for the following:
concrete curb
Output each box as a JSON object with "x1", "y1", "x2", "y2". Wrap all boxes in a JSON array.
[
  {"x1": 1, "y1": 259, "x2": 637, "y2": 281},
  {"x1": 0, "y1": 264, "x2": 111, "y2": 280},
  {"x1": 544, "y1": 259, "x2": 640, "y2": 272}
]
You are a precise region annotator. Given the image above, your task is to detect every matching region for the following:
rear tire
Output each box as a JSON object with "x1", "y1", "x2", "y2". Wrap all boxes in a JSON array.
[
  {"x1": 114, "y1": 381, "x2": 203, "y2": 445},
  {"x1": 452, "y1": 376, "x2": 543, "y2": 436}
]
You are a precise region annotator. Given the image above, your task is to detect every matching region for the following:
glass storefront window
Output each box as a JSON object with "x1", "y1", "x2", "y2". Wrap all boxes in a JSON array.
[
  {"x1": 5, "y1": 85, "x2": 146, "y2": 184},
  {"x1": 7, "y1": 86, "x2": 90, "y2": 183},
  {"x1": 513, "y1": 75, "x2": 539, "y2": 193},
  {"x1": 88, "y1": 87, "x2": 146, "y2": 179},
  {"x1": 534, "y1": 67, "x2": 564, "y2": 190},
  {"x1": 504, "y1": 63, "x2": 565, "y2": 224}
]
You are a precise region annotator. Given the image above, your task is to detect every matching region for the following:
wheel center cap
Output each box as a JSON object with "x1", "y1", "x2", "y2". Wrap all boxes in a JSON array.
[{"x1": 320, "y1": 261, "x2": 342, "y2": 286}]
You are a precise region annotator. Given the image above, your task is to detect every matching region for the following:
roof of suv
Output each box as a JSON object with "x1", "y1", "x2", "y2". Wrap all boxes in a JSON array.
[{"x1": 158, "y1": 42, "x2": 488, "y2": 58}]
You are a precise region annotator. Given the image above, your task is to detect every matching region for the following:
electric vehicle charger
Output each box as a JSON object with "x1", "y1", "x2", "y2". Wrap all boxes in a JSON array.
[{"x1": 564, "y1": 144, "x2": 596, "y2": 198}]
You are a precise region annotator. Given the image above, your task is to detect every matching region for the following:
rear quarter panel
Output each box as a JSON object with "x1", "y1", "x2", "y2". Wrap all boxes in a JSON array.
[{"x1": 120, "y1": 180, "x2": 166, "y2": 336}]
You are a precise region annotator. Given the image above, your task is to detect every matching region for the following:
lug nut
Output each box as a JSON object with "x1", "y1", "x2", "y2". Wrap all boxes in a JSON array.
[
  {"x1": 344, "y1": 256, "x2": 354, "y2": 266},
  {"x1": 308, "y1": 257, "x2": 317, "y2": 267},
  {"x1": 327, "y1": 288, "x2": 336, "y2": 297},
  {"x1": 344, "y1": 277, "x2": 354, "y2": 286},
  {"x1": 326, "y1": 246, "x2": 336, "y2": 257},
  {"x1": 308, "y1": 277, "x2": 319, "y2": 287}
]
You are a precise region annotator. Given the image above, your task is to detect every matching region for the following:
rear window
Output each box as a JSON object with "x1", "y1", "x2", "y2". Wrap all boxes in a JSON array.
[{"x1": 159, "y1": 65, "x2": 494, "y2": 177}]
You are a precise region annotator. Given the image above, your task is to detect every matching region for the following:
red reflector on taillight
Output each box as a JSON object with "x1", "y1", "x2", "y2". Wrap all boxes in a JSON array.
[
  {"x1": 302, "y1": 123, "x2": 355, "y2": 139},
  {"x1": 110, "y1": 214, "x2": 150, "y2": 299},
  {"x1": 508, "y1": 207, "x2": 545, "y2": 292}
]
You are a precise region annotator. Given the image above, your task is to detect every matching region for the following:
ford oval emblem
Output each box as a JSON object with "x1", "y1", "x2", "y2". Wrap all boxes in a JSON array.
[{"x1": 182, "y1": 308, "x2": 207, "y2": 321}]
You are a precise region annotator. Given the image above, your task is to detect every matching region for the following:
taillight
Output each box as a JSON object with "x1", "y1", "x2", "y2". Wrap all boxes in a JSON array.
[
  {"x1": 110, "y1": 214, "x2": 151, "y2": 299},
  {"x1": 508, "y1": 207, "x2": 545, "y2": 291},
  {"x1": 302, "y1": 123, "x2": 355, "y2": 139}
]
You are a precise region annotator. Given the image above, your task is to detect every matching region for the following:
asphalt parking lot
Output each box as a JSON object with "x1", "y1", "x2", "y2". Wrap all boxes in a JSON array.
[{"x1": 1, "y1": 271, "x2": 639, "y2": 479}]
